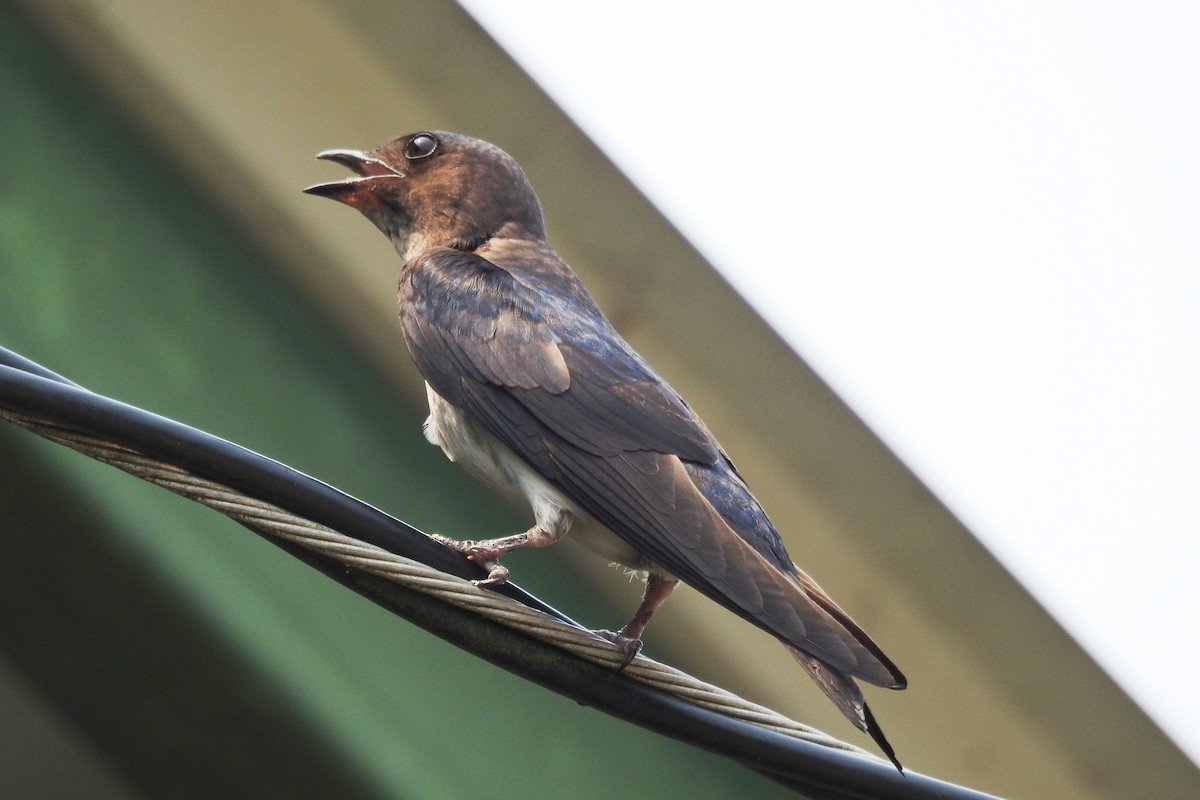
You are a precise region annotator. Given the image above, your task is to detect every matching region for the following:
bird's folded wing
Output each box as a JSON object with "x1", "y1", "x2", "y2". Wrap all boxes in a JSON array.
[{"x1": 400, "y1": 247, "x2": 902, "y2": 686}]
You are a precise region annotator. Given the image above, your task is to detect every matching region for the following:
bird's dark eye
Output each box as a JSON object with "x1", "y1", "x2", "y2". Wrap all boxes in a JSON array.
[{"x1": 404, "y1": 134, "x2": 438, "y2": 160}]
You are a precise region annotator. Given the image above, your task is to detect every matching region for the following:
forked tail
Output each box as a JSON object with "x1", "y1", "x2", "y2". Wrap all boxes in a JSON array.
[{"x1": 787, "y1": 645, "x2": 903, "y2": 772}]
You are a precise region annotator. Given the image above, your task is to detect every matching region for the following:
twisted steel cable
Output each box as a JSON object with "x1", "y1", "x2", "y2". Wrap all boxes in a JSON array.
[{"x1": 0, "y1": 347, "x2": 1002, "y2": 800}]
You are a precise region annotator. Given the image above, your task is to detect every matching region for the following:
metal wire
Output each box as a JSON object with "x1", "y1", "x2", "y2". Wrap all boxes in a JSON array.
[
  {"x1": 0, "y1": 347, "x2": 1004, "y2": 800},
  {"x1": 23, "y1": 422, "x2": 866, "y2": 752}
]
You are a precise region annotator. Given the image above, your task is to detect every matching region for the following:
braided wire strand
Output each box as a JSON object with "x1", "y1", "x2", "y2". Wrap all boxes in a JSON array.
[{"x1": 7, "y1": 411, "x2": 873, "y2": 758}]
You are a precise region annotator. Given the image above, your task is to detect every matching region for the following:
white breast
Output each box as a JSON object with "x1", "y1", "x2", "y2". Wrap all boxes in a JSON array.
[{"x1": 422, "y1": 383, "x2": 648, "y2": 569}]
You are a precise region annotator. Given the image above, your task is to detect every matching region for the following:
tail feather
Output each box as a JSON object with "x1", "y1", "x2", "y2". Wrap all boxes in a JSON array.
[{"x1": 788, "y1": 646, "x2": 903, "y2": 772}]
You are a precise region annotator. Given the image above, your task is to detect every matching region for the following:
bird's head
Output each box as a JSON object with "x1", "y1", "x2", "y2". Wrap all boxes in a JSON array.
[{"x1": 304, "y1": 130, "x2": 547, "y2": 261}]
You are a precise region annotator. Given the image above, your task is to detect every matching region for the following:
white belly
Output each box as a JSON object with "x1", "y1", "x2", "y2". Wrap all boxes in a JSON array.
[{"x1": 422, "y1": 384, "x2": 648, "y2": 569}]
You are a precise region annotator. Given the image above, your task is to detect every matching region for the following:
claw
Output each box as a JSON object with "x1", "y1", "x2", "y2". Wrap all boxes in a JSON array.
[
  {"x1": 470, "y1": 562, "x2": 510, "y2": 587},
  {"x1": 430, "y1": 534, "x2": 510, "y2": 586},
  {"x1": 596, "y1": 629, "x2": 644, "y2": 670},
  {"x1": 429, "y1": 533, "x2": 458, "y2": 549}
]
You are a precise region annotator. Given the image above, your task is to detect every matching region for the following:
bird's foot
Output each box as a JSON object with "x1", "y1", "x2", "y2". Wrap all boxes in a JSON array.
[
  {"x1": 595, "y1": 629, "x2": 644, "y2": 670},
  {"x1": 430, "y1": 534, "x2": 510, "y2": 586},
  {"x1": 592, "y1": 574, "x2": 674, "y2": 670}
]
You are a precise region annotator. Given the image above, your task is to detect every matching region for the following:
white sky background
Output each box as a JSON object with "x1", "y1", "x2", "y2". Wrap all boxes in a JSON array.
[{"x1": 459, "y1": 1, "x2": 1200, "y2": 765}]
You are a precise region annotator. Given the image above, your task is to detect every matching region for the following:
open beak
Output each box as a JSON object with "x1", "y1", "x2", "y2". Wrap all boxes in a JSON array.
[{"x1": 303, "y1": 149, "x2": 403, "y2": 205}]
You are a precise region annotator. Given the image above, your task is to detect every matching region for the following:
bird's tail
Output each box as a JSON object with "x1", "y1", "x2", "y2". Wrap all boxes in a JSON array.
[{"x1": 786, "y1": 645, "x2": 903, "y2": 772}]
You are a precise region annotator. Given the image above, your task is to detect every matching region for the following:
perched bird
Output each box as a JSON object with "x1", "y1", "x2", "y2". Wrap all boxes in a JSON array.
[{"x1": 305, "y1": 131, "x2": 906, "y2": 767}]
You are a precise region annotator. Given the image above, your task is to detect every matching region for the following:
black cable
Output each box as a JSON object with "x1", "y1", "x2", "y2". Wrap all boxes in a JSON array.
[
  {"x1": 0, "y1": 346, "x2": 1003, "y2": 800},
  {"x1": 0, "y1": 348, "x2": 569, "y2": 623}
]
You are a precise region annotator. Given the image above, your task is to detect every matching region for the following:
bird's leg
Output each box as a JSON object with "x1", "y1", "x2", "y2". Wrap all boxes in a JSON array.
[
  {"x1": 431, "y1": 510, "x2": 570, "y2": 587},
  {"x1": 599, "y1": 573, "x2": 679, "y2": 667}
]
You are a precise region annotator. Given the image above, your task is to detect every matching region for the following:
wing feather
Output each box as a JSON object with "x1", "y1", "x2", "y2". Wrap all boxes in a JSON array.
[{"x1": 399, "y1": 245, "x2": 903, "y2": 687}]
